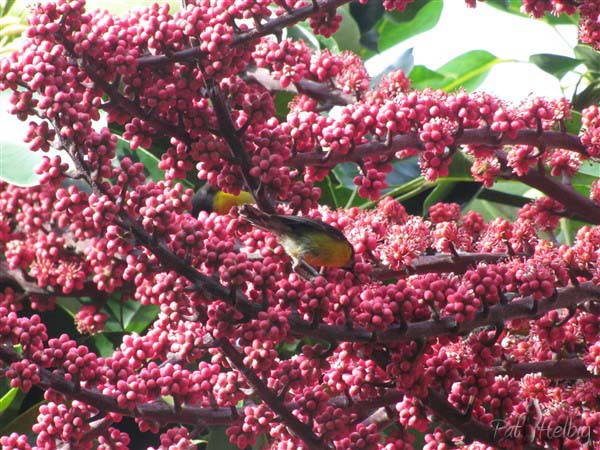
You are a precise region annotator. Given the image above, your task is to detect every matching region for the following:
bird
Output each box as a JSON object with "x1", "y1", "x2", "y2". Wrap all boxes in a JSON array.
[
  {"x1": 238, "y1": 204, "x2": 354, "y2": 276},
  {"x1": 191, "y1": 185, "x2": 254, "y2": 216}
]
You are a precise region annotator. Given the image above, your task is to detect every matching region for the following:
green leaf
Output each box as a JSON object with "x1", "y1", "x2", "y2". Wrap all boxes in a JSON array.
[
  {"x1": 485, "y1": 0, "x2": 526, "y2": 16},
  {"x1": 423, "y1": 181, "x2": 458, "y2": 215},
  {"x1": 543, "y1": 12, "x2": 579, "y2": 25},
  {"x1": 359, "y1": 29, "x2": 380, "y2": 53},
  {"x1": 558, "y1": 217, "x2": 586, "y2": 245},
  {"x1": 255, "y1": 433, "x2": 269, "y2": 449},
  {"x1": 477, "y1": 188, "x2": 529, "y2": 208},
  {"x1": 274, "y1": 91, "x2": 295, "y2": 120},
  {"x1": 409, "y1": 65, "x2": 450, "y2": 90},
  {"x1": 350, "y1": 0, "x2": 384, "y2": 52},
  {"x1": 486, "y1": 0, "x2": 578, "y2": 25},
  {"x1": 125, "y1": 303, "x2": 159, "y2": 333},
  {"x1": 56, "y1": 297, "x2": 82, "y2": 319},
  {"x1": 447, "y1": 150, "x2": 475, "y2": 178},
  {"x1": 529, "y1": 54, "x2": 581, "y2": 80},
  {"x1": 332, "y1": 162, "x2": 359, "y2": 190},
  {"x1": 571, "y1": 170, "x2": 599, "y2": 196},
  {"x1": 467, "y1": 197, "x2": 520, "y2": 222},
  {"x1": 115, "y1": 137, "x2": 164, "y2": 182},
  {"x1": 0, "y1": 401, "x2": 43, "y2": 436},
  {"x1": 574, "y1": 45, "x2": 600, "y2": 74},
  {"x1": 106, "y1": 298, "x2": 159, "y2": 333},
  {"x1": 350, "y1": 0, "x2": 384, "y2": 33},
  {"x1": 418, "y1": 153, "x2": 481, "y2": 213},
  {"x1": 0, "y1": 0, "x2": 28, "y2": 20},
  {"x1": 436, "y1": 50, "x2": 502, "y2": 92},
  {"x1": 90, "y1": 333, "x2": 118, "y2": 357},
  {"x1": 0, "y1": 16, "x2": 26, "y2": 37},
  {"x1": 573, "y1": 80, "x2": 600, "y2": 111},
  {"x1": 316, "y1": 174, "x2": 355, "y2": 209},
  {"x1": 0, "y1": 388, "x2": 18, "y2": 414},
  {"x1": 423, "y1": 181, "x2": 482, "y2": 214},
  {"x1": 0, "y1": 140, "x2": 45, "y2": 186},
  {"x1": 316, "y1": 34, "x2": 340, "y2": 52},
  {"x1": 321, "y1": 163, "x2": 364, "y2": 208},
  {"x1": 206, "y1": 426, "x2": 238, "y2": 450},
  {"x1": 370, "y1": 48, "x2": 414, "y2": 87},
  {"x1": 105, "y1": 298, "x2": 127, "y2": 331},
  {"x1": 0, "y1": 388, "x2": 24, "y2": 431},
  {"x1": 1, "y1": 0, "x2": 17, "y2": 16},
  {"x1": 466, "y1": 179, "x2": 536, "y2": 221},
  {"x1": 387, "y1": 156, "x2": 422, "y2": 186},
  {"x1": 565, "y1": 110, "x2": 581, "y2": 135},
  {"x1": 278, "y1": 340, "x2": 302, "y2": 359},
  {"x1": 333, "y1": 4, "x2": 361, "y2": 54},
  {"x1": 360, "y1": 175, "x2": 431, "y2": 209},
  {"x1": 410, "y1": 51, "x2": 502, "y2": 92},
  {"x1": 377, "y1": 0, "x2": 442, "y2": 51},
  {"x1": 136, "y1": 147, "x2": 163, "y2": 182},
  {"x1": 481, "y1": 179, "x2": 531, "y2": 197},
  {"x1": 287, "y1": 24, "x2": 321, "y2": 51},
  {"x1": 577, "y1": 161, "x2": 600, "y2": 178}
]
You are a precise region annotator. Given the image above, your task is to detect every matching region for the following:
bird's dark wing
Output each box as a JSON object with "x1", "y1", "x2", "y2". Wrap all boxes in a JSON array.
[
  {"x1": 277, "y1": 215, "x2": 349, "y2": 242},
  {"x1": 240, "y1": 205, "x2": 349, "y2": 243},
  {"x1": 190, "y1": 185, "x2": 216, "y2": 216}
]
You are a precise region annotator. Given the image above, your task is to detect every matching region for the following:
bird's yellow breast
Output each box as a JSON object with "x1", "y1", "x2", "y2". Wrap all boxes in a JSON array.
[
  {"x1": 280, "y1": 232, "x2": 353, "y2": 268},
  {"x1": 213, "y1": 191, "x2": 254, "y2": 215}
]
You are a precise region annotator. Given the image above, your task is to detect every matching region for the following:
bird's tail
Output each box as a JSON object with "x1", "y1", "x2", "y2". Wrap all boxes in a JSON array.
[{"x1": 238, "y1": 205, "x2": 286, "y2": 234}]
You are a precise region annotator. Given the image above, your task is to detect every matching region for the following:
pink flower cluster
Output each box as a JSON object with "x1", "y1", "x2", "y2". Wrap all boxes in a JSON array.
[{"x1": 0, "y1": 0, "x2": 600, "y2": 449}]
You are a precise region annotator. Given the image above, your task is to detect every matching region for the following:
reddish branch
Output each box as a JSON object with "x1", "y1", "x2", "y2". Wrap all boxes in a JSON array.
[
  {"x1": 3, "y1": 252, "x2": 600, "y2": 348},
  {"x1": 0, "y1": 341, "x2": 402, "y2": 428},
  {"x1": 4, "y1": 0, "x2": 599, "y2": 449},
  {"x1": 289, "y1": 128, "x2": 587, "y2": 170},
  {"x1": 509, "y1": 161, "x2": 600, "y2": 224},
  {"x1": 137, "y1": 0, "x2": 353, "y2": 67},
  {"x1": 289, "y1": 128, "x2": 600, "y2": 224},
  {"x1": 55, "y1": 37, "x2": 194, "y2": 147},
  {"x1": 5, "y1": 239, "x2": 599, "y2": 448},
  {"x1": 0, "y1": 249, "x2": 521, "y2": 340},
  {"x1": 245, "y1": 67, "x2": 355, "y2": 106},
  {"x1": 83, "y1": 74, "x2": 600, "y2": 225},
  {"x1": 56, "y1": 132, "x2": 261, "y2": 318},
  {"x1": 494, "y1": 358, "x2": 596, "y2": 380},
  {"x1": 0, "y1": 344, "x2": 232, "y2": 427},
  {"x1": 290, "y1": 282, "x2": 600, "y2": 344},
  {"x1": 0, "y1": 261, "x2": 116, "y2": 309},
  {"x1": 206, "y1": 80, "x2": 276, "y2": 213},
  {"x1": 422, "y1": 389, "x2": 547, "y2": 450},
  {"x1": 90, "y1": 0, "x2": 600, "y2": 228},
  {"x1": 1, "y1": 338, "x2": 582, "y2": 450},
  {"x1": 103, "y1": 8, "x2": 600, "y2": 228},
  {"x1": 372, "y1": 252, "x2": 512, "y2": 280},
  {"x1": 218, "y1": 338, "x2": 329, "y2": 450},
  {"x1": 0, "y1": 261, "x2": 50, "y2": 297}
]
